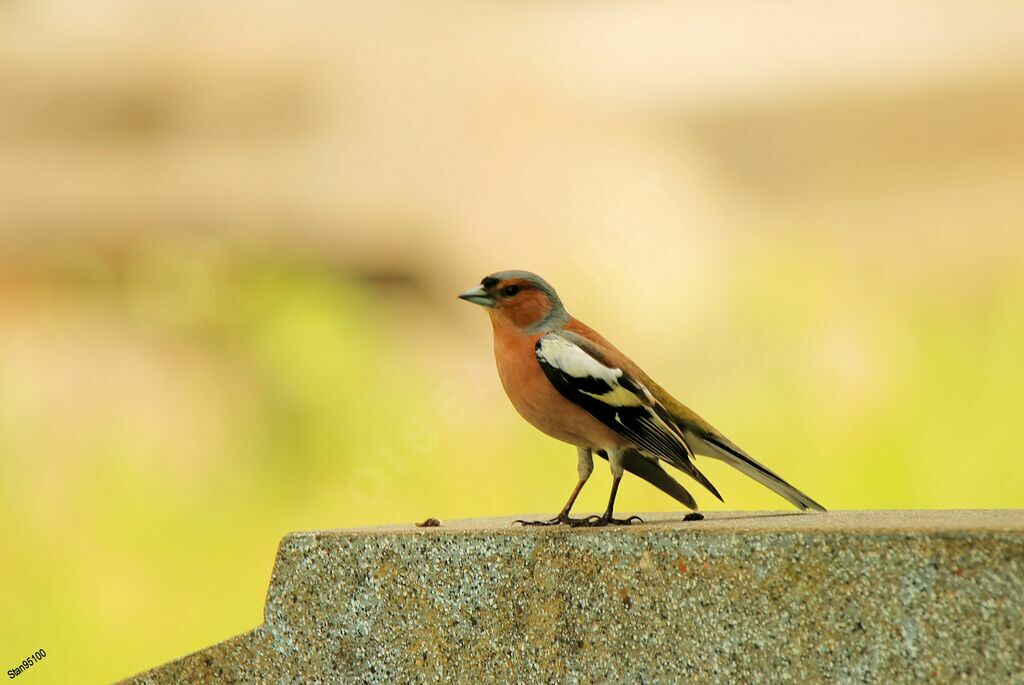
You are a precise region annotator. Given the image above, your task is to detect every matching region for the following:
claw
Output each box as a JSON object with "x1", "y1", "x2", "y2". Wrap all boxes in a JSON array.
[
  {"x1": 570, "y1": 514, "x2": 644, "y2": 527},
  {"x1": 514, "y1": 517, "x2": 560, "y2": 527},
  {"x1": 513, "y1": 513, "x2": 602, "y2": 527},
  {"x1": 567, "y1": 515, "x2": 603, "y2": 527},
  {"x1": 615, "y1": 515, "x2": 644, "y2": 525},
  {"x1": 513, "y1": 512, "x2": 645, "y2": 527}
]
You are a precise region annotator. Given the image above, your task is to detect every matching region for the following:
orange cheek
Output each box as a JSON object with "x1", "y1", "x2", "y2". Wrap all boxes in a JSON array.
[{"x1": 503, "y1": 292, "x2": 551, "y2": 329}]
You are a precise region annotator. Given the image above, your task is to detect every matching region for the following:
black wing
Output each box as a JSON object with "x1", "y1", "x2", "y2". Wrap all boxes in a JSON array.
[
  {"x1": 603, "y1": 448, "x2": 698, "y2": 510},
  {"x1": 535, "y1": 332, "x2": 722, "y2": 501}
]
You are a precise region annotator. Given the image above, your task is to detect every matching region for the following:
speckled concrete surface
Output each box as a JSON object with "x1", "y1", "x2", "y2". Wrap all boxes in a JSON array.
[{"x1": 123, "y1": 510, "x2": 1024, "y2": 684}]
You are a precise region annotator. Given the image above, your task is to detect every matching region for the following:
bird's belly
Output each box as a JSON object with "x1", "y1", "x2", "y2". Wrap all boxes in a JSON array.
[{"x1": 495, "y1": 347, "x2": 622, "y2": 449}]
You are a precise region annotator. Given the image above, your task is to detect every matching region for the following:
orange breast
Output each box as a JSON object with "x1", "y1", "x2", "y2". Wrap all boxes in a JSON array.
[{"x1": 490, "y1": 316, "x2": 624, "y2": 450}]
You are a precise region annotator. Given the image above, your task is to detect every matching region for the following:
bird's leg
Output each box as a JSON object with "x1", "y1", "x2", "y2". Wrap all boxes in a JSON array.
[
  {"x1": 514, "y1": 479, "x2": 599, "y2": 526},
  {"x1": 572, "y1": 449, "x2": 642, "y2": 527},
  {"x1": 515, "y1": 448, "x2": 601, "y2": 526}
]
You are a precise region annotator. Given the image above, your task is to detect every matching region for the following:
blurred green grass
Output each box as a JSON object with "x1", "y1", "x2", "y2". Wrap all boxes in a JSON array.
[{"x1": 1, "y1": 244, "x2": 1022, "y2": 683}]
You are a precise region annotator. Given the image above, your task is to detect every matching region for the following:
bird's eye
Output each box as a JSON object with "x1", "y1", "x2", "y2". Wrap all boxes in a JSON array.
[{"x1": 501, "y1": 285, "x2": 521, "y2": 297}]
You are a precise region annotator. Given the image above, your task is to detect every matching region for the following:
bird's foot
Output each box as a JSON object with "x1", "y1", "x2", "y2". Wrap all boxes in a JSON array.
[
  {"x1": 683, "y1": 512, "x2": 704, "y2": 522},
  {"x1": 569, "y1": 514, "x2": 643, "y2": 527},
  {"x1": 513, "y1": 513, "x2": 601, "y2": 527}
]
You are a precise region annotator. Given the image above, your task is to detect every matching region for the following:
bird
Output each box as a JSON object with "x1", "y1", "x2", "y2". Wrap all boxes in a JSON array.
[{"x1": 458, "y1": 270, "x2": 826, "y2": 526}]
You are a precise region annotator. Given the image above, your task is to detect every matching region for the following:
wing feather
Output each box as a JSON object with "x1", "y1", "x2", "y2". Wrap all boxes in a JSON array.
[{"x1": 535, "y1": 332, "x2": 722, "y2": 502}]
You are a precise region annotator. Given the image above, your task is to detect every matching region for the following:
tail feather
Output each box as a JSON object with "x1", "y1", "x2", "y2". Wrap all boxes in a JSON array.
[
  {"x1": 640, "y1": 378, "x2": 826, "y2": 512},
  {"x1": 689, "y1": 433, "x2": 826, "y2": 512},
  {"x1": 601, "y1": 449, "x2": 699, "y2": 510},
  {"x1": 675, "y1": 456, "x2": 725, "y2": 503}
]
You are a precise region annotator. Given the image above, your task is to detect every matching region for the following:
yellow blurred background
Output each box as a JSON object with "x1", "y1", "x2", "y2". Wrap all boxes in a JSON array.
[{"x1": 2, "y1": 1, "x2": 1023, "y2": 682}]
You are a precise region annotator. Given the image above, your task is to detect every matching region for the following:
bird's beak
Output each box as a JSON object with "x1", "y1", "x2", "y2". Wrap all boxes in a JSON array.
[{"x1": 458, "y1": 285, "x2": 495, "y2": 308}]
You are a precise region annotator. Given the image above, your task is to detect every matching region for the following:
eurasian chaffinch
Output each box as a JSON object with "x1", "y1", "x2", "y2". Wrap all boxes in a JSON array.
[{"x1": 459, "y1": 270, "x2": 825, "y2": 526}]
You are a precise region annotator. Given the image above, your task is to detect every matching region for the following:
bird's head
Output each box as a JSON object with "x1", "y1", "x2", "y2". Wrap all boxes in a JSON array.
[{"x1": 458, "y1": 270, "x2": 569, "y2": 334}]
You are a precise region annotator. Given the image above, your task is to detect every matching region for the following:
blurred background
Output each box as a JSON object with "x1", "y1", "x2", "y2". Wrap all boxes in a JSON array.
[{"x1": 2, "y1": 1, "x2": 1023, "y2": 682}]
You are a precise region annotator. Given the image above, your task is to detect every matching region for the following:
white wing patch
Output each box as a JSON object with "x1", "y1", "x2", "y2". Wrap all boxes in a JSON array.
[
  {"x1": 535, "y1": 332, "x2": 715, "y2": 496},
  {"x1": 536, "y1": 334, "x2": 645, "y2": 407}
]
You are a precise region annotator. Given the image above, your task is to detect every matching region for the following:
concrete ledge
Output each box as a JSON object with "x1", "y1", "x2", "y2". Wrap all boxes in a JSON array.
[{"x1": 123, "y1": 510, "x2": 1024, "y2": 683}]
